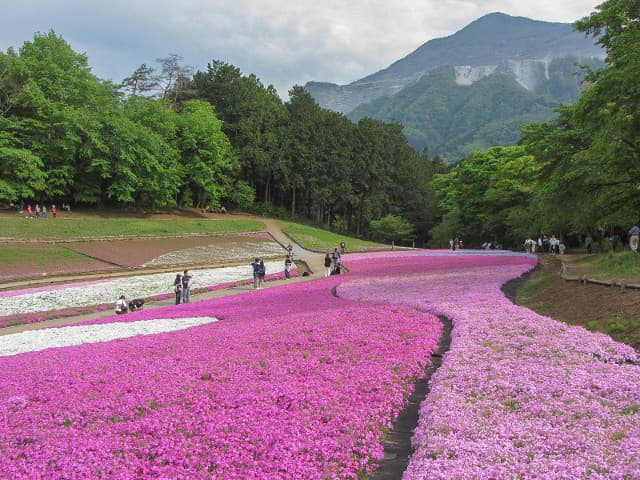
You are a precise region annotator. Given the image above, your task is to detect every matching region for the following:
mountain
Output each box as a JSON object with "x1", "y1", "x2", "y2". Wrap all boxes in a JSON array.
[
  {"x1": 347, "y1": 56, "x2": 603, "y2": 161},
  {"x1": 304, "y1": 12, "x2": 605, "y2": 161},
  {"x1": 306, "y1": 12, "x2": 604, "y2": 115}
]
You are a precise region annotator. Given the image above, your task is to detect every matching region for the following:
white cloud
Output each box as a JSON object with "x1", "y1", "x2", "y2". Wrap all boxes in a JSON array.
[{"x1": 0, "y1": 0, "x2": 600, "y2": 98}]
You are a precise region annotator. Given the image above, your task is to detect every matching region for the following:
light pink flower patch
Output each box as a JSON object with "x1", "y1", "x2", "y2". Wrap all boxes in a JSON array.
[{"x1": 337, "y1": 258, "x2": 640, "y2": 480}]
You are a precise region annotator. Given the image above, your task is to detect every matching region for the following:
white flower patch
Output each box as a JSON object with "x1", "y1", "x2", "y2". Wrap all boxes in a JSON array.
[
  {"x1": 0, "y1": 317, "x2": 218, "y2": 356},
  {"x1": 1, "y1": 261, "x2": 283, "y2": 318},
  {"x1": 145, "y1": 240, "x2": 285, "y2": 266}
]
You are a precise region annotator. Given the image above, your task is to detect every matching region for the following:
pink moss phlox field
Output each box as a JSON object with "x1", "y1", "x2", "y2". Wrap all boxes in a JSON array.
[
  {"x1": 0, "y1": 254, "x2": 443, "y2": 479},
  {"x1": 337, "y1": 256, "x2": 640, "y2": 480}
]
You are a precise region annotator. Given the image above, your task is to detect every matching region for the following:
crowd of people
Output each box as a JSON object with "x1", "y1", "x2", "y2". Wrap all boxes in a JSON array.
[
  {"x1": 16, "y1": 201, "x2": 71, "y2": 218},
  {"x1": 523, "y1": 235, "x2": 565, "y2": 255},
  {"x1": 523, "y1": 224, "x2": 640, "y2": 255}
]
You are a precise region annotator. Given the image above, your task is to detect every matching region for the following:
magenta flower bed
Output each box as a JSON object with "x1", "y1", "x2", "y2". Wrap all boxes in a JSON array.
[
  {"x1": 337, "y1": 258, "x2": 640, "y2": 479},
  {"x1": 0, "y1": 255, "x2": 443, "y2": 479}
]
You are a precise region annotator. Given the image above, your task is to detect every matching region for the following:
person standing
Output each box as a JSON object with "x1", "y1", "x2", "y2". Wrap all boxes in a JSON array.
[
  {"x1": 324, "y1": 253, "x2": 332, "y2": 277},
  {"x1": 35, "y1": 204, "x2": 40, "y2": 218},
  {"x1": 585, "y1": 234, "x2": 593, "y2": 254},
  {"x1": 340, "y1": 240, "x2": 346, "y2": 254},
  {"x1": 182, "y1": 270, "x2": 192, "y2": 303},
  {"x1": 51, "y1": 204, "x2": 57, "y2": 218},
  {"x1": 258, "y1": 260, "x2": 266, "y2": 289},
  {"x1": 629, "y1": 225, "x2": 640, "y2": 252},
  {"x1": 27, "y1": 204, "x2": 32, "y2": 218},
  {"x1": 611, "y1": 233, "x2": 620, "y2": 252},
  {"x1": 284, "y1": 256, "x2": 293, "y2": 279},
  {"x1": 332, "y1": 247, "x2": 341, "y2": 267},
  {"x1": 42, "y1": 205, "x2": 47, "y2": 218},
  {"x1": 287, "y1": 244, "x2": 294, "y2": 258},
  {"x1": 174, "y1": 273, "x2": 183, "y2": 305},
  {"x1": 251, "y1": 258, "x2": 260, "y2": 289}
]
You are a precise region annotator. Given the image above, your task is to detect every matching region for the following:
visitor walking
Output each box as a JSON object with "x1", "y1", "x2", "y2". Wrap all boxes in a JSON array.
[
  {"x1": 585, "y1": 234, "x2": 593, "y2": 254},
  {"x1": 284, "y1": 256, "x2": 293, "y2": 279},
  {"x1": 324, "y1": 253, "x2": 332, "y2": 277},
  {"x1": 340, "y1": 240, "x2": 346, "y2": 254},
  {"x1": 258, "y1": 260, "x2": 266, "y2": 289},
  {"x1": 251, "y1": 258, "x2": 260, "y2": 289},
  {"x1": 51, "y1": 204, "x2": 57, "y2": 218},
  {"x1": 182, "y1": 270, "x2": 192, "y2": 303},
  {"x1": 174, "y1": 273, "x2": 183, "y2": 305},
  {"x1": 332, "y1": 247, "x2": 341, "y2": 268},
  {"x1": 611, "y1": 233, "x2": 620, "y2": 252}
]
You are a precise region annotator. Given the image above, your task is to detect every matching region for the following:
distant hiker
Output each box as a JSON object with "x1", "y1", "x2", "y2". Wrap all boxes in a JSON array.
[
  {"x1": 585, "y1": 234, "x2": 593, "y2": 254},
  {"x1": 174, "y1": 273, "x2": 183, "y2": 305},
  {"x1": 182, "y1": 270, "x2": 192, "y2": 303},
  {"x1": 251, "y1": 258, "x2": 260, "y2": 289},
  {"x1": 115, "y1": 295, "x2": 128, "y2": 315},
  {"x1": 258, "y1": 260, "x2": 266, "y2": 289},
  {"x1": 128, "y1": 298, "x2": 145, "y2": 312},
  {"x1": 287, "y1": 244, "x2": 294, "y2": 258},
  {"x1": 324, "y1": 253, "x2": 332, "y2": 277},
  {"x1": 340, "y1": 240, "x2": 346, "y2": 254},
  {"x1": 35, "y1": 204, "x2": 40, "y2": 218},
  {"x1": 41, "y1": 205, "x2": 47, "y2": 218},
  {"x1": 51, "y1": 204, "x2": 57, "y2": 218},
  {"x1": 284, "y1": 256, "x2": 293, "y2": 279},
  {"x1": 611, "y1": 233, "x2": 620, "y2": 252}
]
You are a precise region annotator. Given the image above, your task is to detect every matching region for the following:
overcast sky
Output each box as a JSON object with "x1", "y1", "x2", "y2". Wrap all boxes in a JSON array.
[{"x1": 3, "y1": 0, "x2": 600, "y2": 98}]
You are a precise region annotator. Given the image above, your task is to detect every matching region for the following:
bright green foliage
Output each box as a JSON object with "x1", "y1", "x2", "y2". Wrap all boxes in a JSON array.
[
  {"x1": 174, "y1": 100, "x2": 239, "y2": 208},
  {"x1": 429, "y1": 146, "x2": 538, "y2": 247},
  {"x1": 370, "y1": 214, "x2": 415, "y2": 243}
]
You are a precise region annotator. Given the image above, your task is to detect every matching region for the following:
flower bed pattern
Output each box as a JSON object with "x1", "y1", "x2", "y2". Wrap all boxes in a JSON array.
[
  {"x1": 337, "y1": 257, "x2": 640, "y2": 480},
  {"x1": 4, "y1": 250, "x2": 636, "y2": 479},
  {"x1": 0, "y1": 263, "x2": 297, "y2": 329}
]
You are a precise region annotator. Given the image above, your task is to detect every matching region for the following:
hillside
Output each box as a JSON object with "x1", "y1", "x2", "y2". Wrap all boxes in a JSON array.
[{"x1": 347, "y1": 58, "x2": 601, "y2": 161}]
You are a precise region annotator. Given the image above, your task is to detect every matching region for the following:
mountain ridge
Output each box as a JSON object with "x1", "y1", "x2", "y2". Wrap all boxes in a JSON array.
[{"x1": 305, "y1": 12, "x2": 604, "y2": 114}]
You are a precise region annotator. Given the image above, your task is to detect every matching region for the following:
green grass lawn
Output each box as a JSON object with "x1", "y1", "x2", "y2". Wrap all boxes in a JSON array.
[
  {"x1": 278, "y1": 221, "x2": 387, "y2": 252},
  {"x1": 0, "y1": 218, "x2": 265, "y2": 240},
  {"x1": 0, "y1": 246, "x2": 95, "y2": 266}
]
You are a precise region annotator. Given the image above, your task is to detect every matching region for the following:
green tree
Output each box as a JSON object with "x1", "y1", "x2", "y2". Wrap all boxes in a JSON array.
[
  {"x1": 370, "y1": 214, "x2": 415, "y2": 244},
  {"x1": 173, "y1": 100, "x2": 245, "y2": 208}
]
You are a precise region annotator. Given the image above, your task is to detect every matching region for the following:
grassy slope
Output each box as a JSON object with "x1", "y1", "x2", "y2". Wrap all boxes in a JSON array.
[
  {"x1": 0, "y1": 218, "x2": 265, "y2": 240},
  {"x1": 278, "y1": 221, "x2": 387, "y2": 252}
]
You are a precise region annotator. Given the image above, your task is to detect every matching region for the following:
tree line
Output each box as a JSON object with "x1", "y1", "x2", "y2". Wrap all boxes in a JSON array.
[
  {"x1": 1, "y1": 0, "x2": 637, "y2": 248},
  {"x1": 0, "y1": 32, "x2": 446, "y2": 245}
]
